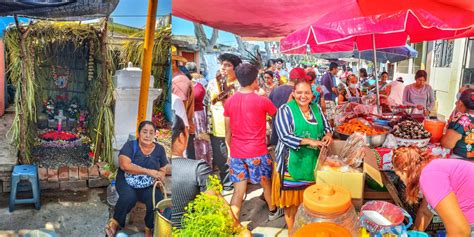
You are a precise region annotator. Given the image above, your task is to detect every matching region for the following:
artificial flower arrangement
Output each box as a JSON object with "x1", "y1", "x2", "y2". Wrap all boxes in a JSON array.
[
  {"x1": 45, "y1": 98, "x2": 56, "y2": 119},
  {"x1": 35, "y1": 129, "x2": 92, "y2": 149},
  {"x1": 66, "y1": 98, "x2": 80, "y2": 119}
]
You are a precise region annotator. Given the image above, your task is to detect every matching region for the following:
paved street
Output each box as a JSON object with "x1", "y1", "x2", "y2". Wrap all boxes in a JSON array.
[{"x1": 0, "y1": 188, "x2": 109, "y2": 237}]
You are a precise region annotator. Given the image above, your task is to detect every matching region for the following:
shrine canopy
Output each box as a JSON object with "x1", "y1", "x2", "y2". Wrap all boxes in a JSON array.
[
  {"x1": 173, "y1": 0, "x2": 474, "y2": 42},
  {"x1": 0, "y1": 0, "x2": 118, "y2": 21}
]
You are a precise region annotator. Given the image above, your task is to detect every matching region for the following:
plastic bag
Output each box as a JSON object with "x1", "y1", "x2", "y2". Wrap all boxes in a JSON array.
[
  {"x1": 340, "y1": 132, "x2": 367, "y2": 168},
  {"x1": 320, "y1": 155, "x2": 361, "y2": 173},
  {"x1": 382, "y1": 134, "x2": 397, "y2": 149}
]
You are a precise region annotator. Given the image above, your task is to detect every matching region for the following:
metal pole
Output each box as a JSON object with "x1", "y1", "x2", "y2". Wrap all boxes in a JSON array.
[
  {"x1": 372, "y1": 34, "x2": 380, "y2": 113},
  {"x1": 358, "y1": 54, "x2": 361, "y2": 75},
  {"x1": 137, "y1": 0, "x2": 158, "y2": 132}
]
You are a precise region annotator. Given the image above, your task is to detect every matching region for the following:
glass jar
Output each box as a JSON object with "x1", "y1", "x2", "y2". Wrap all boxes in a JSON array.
[
  {"x1": 294, "y1": 184, "x2": 360, "y2": 236},
  {"x1": 294, "y1": 222, "x2": 352, "y2": 237}
]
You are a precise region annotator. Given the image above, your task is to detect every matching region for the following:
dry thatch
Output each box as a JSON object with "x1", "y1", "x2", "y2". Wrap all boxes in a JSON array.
[{"x1": 122, "y1": 25, "x2": 171, "y2": 114}]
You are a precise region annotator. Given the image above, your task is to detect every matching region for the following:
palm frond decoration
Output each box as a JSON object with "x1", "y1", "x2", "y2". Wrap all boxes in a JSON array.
[{"x1": 121, "y1": 25, "x2": 171, "y2": 116}]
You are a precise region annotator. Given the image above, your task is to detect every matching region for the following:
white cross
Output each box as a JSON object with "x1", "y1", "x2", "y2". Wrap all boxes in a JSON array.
[{"x1": 54, "y1": 110, "x2": 67, "y2": 132}]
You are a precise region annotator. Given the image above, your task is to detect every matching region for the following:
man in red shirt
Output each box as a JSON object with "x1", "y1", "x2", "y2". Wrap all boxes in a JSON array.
[{"x1": 224, "y1": 63, "x2": 283, "y2": 221}]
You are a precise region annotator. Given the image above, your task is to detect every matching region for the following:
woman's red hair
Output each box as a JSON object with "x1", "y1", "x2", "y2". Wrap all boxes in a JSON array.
[{"x1": 392, "y1": 146, "x2": 437, "y2": 205}]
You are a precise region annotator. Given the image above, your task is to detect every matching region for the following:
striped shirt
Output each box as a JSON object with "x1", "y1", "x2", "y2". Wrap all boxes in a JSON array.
[
  {"x1": 171, "y1": 158, "x2": 212, "y2": 229},
  {"x1": 274, "y1": 103, "x2": 333, "y2": 185}
]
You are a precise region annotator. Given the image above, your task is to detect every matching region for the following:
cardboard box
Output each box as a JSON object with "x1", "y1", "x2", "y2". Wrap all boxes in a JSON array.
[
  {"x1": 315, "y1": 140, "x2": 383, "y2": 199},
  {"x1": 375, "y1": 148, "x2": 394, "y2": 171}
]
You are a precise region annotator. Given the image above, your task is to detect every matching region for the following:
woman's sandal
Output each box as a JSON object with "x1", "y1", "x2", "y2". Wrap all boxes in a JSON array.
[{"x1": 104, "y1": 218, "x2": 119, "y2": 237}]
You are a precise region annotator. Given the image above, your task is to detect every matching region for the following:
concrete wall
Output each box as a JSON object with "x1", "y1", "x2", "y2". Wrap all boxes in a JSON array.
[
  {"x1": 393, "y1": 39, "x2": 468, "y2": 117},
  {"x1": 429, "y1": 38, "x2": 466, "y2": 117}
]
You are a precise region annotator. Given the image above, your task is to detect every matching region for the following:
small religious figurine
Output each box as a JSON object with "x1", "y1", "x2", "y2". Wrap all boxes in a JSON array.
[{"x1": 54, "y1": 110, "x2": 67, "y2": 132}]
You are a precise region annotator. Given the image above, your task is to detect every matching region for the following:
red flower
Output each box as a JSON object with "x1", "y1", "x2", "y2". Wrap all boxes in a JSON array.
[
  {"x1": 40, "y1": 131, "x2": 77, "y2": 141},
  {"x1": 88, "y1": 152, "x2": 95, "y2": 158}
]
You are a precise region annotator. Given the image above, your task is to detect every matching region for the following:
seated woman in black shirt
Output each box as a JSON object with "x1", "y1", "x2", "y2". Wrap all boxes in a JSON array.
[{"x1": 105, "y1": 121, "x2": 168, "y2": 237}]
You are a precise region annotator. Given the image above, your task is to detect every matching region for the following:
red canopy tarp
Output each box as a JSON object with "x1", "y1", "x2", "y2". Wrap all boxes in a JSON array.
[
  {"x1": 172, "y1": 0, "x2": 339, "y2": 38},
  {"x1": 280, "y1": 0, "x2": 474, "y2": 54},
  {"x1": 173, "y1": 0, "x2": 474, "y2": 44}
]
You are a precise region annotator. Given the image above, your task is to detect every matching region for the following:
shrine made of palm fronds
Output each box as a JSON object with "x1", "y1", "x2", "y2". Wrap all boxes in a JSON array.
[
  {"x1": 122, "y1": 25, "x2": 171, "y2": 128},
  {"x1": 5, "y1": 20, "x2": 115, "y2": 166}
]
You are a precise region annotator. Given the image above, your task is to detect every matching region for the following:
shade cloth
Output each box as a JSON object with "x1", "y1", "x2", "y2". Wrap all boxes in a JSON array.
[
  {"x1": 280, "y1": 0, "x2": 474, "y2": 53},
  {"x1": 316, "y1": 45, "x2": 418, "y2": 63},
  {"x1": 173, "y1": 0, "x2": 473, "y2": 42}
]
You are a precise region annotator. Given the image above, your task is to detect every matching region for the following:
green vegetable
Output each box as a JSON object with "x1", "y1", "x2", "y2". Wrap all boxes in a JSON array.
[{"x1": 173, "y1": 175, "x2": 245, "y2": 236}]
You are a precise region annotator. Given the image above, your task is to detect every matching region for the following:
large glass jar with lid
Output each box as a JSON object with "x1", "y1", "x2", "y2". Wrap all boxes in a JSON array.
[{"x1": 293, "y1": 183, "x2": 360, "y2": 236}]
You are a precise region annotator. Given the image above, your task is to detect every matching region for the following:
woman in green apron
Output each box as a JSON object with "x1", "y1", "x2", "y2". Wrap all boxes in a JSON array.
[{"x1": 272, "y1": 79, "x2": 333, "y2": 235}]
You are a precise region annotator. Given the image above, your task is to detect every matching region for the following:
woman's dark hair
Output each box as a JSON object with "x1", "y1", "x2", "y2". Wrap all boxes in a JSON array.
[
  {"x1": 172, "y1": 115, "x2": 186, "y2": 144},
  {"x1": 293, "y1": 78, "x2": 311, "y2": 90},
  {"x1": 415, "y1": 70, "x2": 428, "y2": 80},
  {"x1": 218, "y1": 53, "x2": 242, "y2": 68},
  {"x1": 264, "y1": 70, "x2": 274, "y2": 78},
  {"x1": 381, "y1": 71, "x2": 388, "y2": 77},
  {"x1": 307, "y1": 71, "x2": 317, "y2": 82},
  {"x1": 275, "y1": 58, "x2": 284, "y2": 64},
  {"x1": 235, "y1": 63, "x2": 258, "y2": 87},
  {"x1": 347, "y1": 74, "x2": 358, "y2": 85},
  {"x1": 138, "y1": 120, "x2": 157, "y2": 133},
  {"x1": 460, "y1": 88, "x2": 474, "y2": 110},
  {"x1": 329, "y1": 62, "x2": 338, "y2": 71},
  {"x1": 266, "y1": 59, "x2": 275, "y2": 68},
  {"x1": 359, "y1": 68, "x2": 368, "y2": 78}
]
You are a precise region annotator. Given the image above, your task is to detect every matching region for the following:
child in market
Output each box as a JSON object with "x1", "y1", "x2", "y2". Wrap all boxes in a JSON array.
[{"x1": 223, "y1": 63, "x2": 284, "y2": 221}]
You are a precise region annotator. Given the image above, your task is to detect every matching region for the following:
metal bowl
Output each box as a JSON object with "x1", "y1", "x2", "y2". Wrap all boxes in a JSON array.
[
  {"x1": 367, "y1": 133, "x2": 388, "y2": 147},
  {"x1": 391, "y1": 106, "x2": 414, "y2": 115},
  {"x1": 335, "y1": 125, "x2": 389, "y2": 148},
  {"x1": 394, "y1": 136, "x2": 431, "y2": 148}
]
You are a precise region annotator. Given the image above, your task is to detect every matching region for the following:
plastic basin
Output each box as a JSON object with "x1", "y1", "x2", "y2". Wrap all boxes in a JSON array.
[{"x1": 424, "y1": 119, "x2": 446, "y2": 143}]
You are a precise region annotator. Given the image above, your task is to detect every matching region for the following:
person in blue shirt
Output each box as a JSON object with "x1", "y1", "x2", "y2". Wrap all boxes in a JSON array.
[{"x1": 320, "y1": 62, "x2": 339, "y2": 124}]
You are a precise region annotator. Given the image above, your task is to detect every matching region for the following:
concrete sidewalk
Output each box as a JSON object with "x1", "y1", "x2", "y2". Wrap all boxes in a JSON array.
[
  {"x1": 223, "y1": 184, "x2": 289, "y2": 237},
  {"x1": 0, "y1": 188, "x2": 109, "y2": 237}
]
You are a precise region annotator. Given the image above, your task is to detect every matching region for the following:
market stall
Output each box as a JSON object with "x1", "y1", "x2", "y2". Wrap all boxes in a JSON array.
[
  {"x1": 312, "y1": 101, "x2": 452, "y2": 235},
  {"x1": 172, "y1": 1, "x2": 474, "y2": 235}
]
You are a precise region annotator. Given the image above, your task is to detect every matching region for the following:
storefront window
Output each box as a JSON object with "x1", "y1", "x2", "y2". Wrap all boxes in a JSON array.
[
  {"x1": 462, "y1": 38, "x2": 474, "y2": 85},
  {"x1": 413, "y1": 43, "x2": 423, "y2": 72},
  {"x1": 396, "y1": 59, "x2": 409, "y2": 74},
  {"x1": 433, "y1": 40, "x2": 454, "y2": 68}
]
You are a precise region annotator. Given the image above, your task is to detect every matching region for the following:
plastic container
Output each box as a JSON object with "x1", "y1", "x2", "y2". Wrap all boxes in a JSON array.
[
  {"x1": 360, "y1": 201, "x2": 412, "y2": 235},
  {"x1": 294, "y1": 222, "x2": 352, "y2": 237},
  {"x1": 294, "y1": 184, "x2": 359, "y2": 236},
  {"x1": 374, "y1": 119, "x2": 390, "y2": 127},
  {"x1": 424, "y1": 119, "x2": 446, "y2": 143},
  {"x1": 407, "y1": 231, "x2": 430, "y2": 237},
  {"x1": 107, "y1": 180, "x2": 119, "y2": 206}
]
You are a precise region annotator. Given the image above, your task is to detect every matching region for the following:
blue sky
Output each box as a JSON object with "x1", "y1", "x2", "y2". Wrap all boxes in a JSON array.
[
  {"x1": 172, "y1": 16, "x2": 237, "y2": 46},
  {"x1": 111, "y1": 0, "x2": 171, "y2": 28}
]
